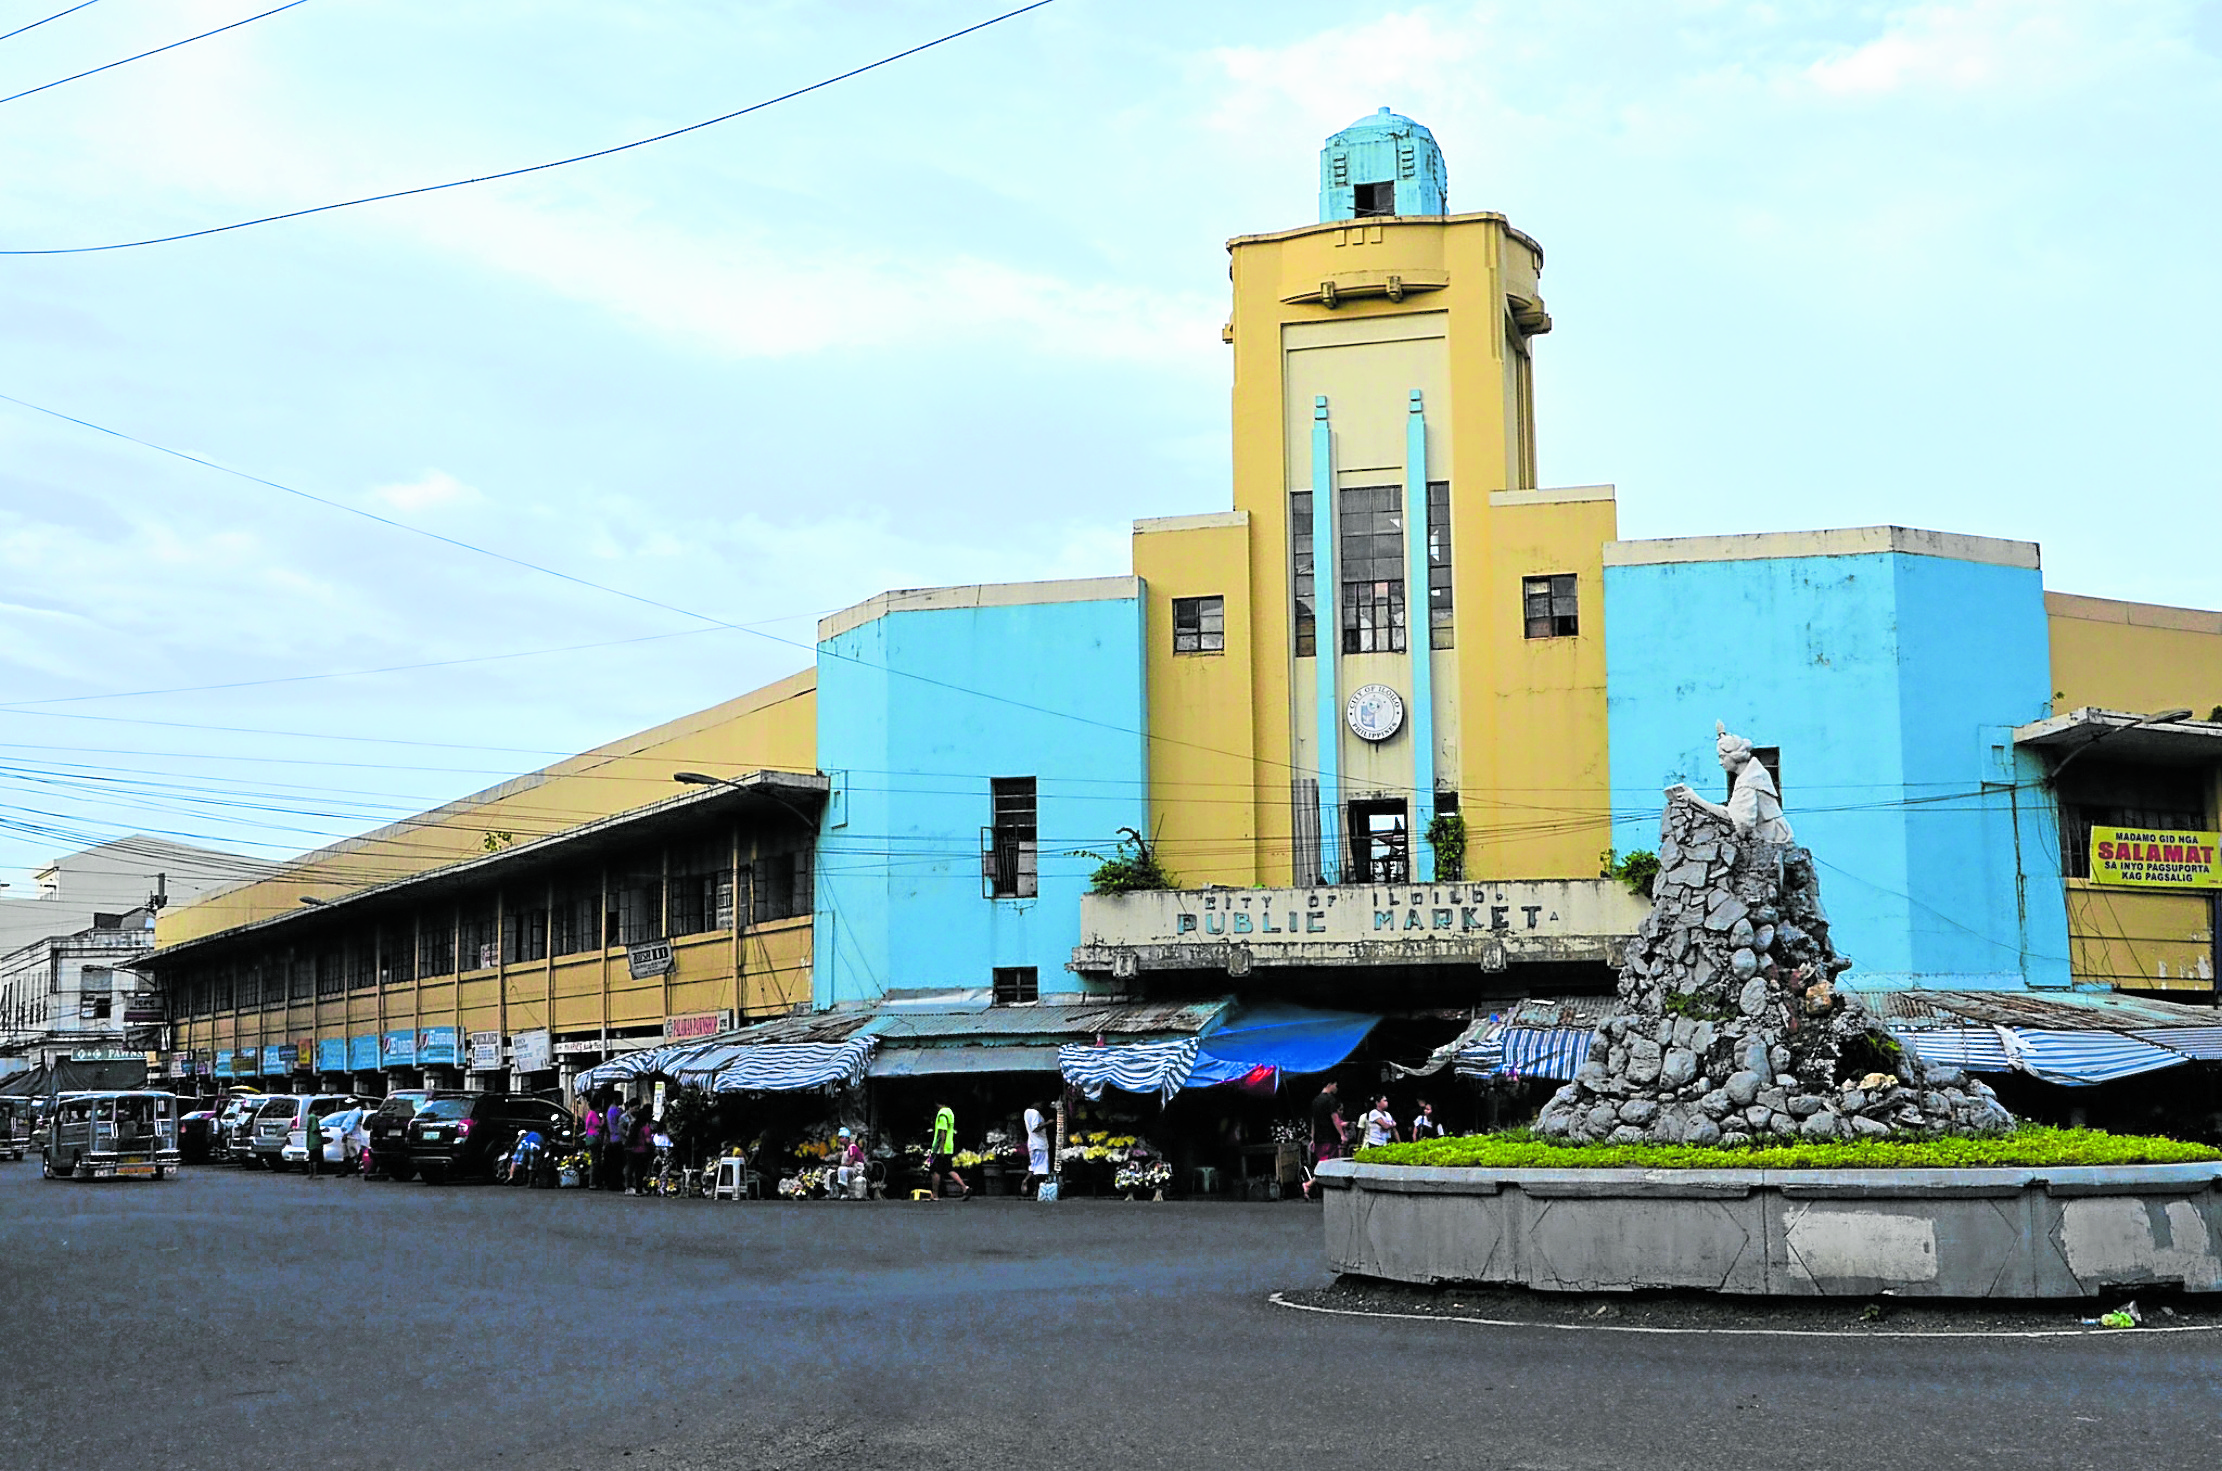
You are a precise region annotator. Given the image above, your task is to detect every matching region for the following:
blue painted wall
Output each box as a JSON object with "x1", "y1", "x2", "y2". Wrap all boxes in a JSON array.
[
  {"x1": 814, "y1": 591, "x2": 1149, "y2": 1008},
  {"x1": 1605, "y1": 549, "x2": 2070, "y2": 989}
]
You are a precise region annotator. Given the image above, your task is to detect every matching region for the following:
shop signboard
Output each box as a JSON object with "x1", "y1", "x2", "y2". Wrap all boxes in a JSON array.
[
  {"x1": 511, "y1": 1029, "x2": 552, "y2": 1073},
  {"x1": 314, "y1": 1038, "x2": 347, "y2": 1072},
  {"x1": 292, "y1": 1040, "x2": 315, "y2": 1073},
  {"x1": 348, "y1": 1034, "x2": 380, "y2": 1071},
  {"x1": 418, "y1": 1026, "x2": 460, "y2": 1067},
  {"x1": 2090, "y1": 826, "x2": 2221, "y2": 890},
  {"x1": 213, "y1": 1051, "x2": 234, "y2": 1078},
  {"x1": 468, "y1": 1030, "x2": 503, "y2": 1071},
  {"x1": 122, "y1": 993, "x2": 166, "y2": 1025},
  {"x1": 262, "y1": 1045, "x2": 288, "y2": 1075},
  {"x1": 195, "y1": 1059, "x2": 212, "y2": 1077},
  {"x1": 626, "y1": 939, "x2": 675, "y2": 980},
  {"x1": 662, "y1": 1011, "x2": 728, "y2": 1043},
  {"x1": 382, "y1": 1030, "x2": 417, "y2": 1067},
  {"x1": 70, "y1": 1048, "x2": 141, "y2": 1062}
]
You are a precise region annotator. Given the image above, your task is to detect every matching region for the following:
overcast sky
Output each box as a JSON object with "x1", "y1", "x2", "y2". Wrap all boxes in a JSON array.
[{"x1": 2, "y1": 0, "x2": 2218, "y2": 891}]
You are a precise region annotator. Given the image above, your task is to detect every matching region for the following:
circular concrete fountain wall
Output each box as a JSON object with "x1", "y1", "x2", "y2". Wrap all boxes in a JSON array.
[{"x1": 1314, "y1": 1158, "x2": 2222, "y2": 1298}]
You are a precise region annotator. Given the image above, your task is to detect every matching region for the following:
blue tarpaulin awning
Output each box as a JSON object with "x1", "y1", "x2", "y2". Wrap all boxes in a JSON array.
[{"x1": 1185, "y1": 1003, "x2": 1380, "y2": 1087}]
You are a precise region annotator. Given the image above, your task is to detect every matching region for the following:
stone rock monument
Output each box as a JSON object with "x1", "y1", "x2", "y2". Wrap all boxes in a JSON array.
[{"x1": 1537, "y1": 725, "x2": 2013, "y2": 1146}]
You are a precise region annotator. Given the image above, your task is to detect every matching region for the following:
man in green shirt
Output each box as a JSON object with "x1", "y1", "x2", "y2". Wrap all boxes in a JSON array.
[
  {"x1": 301, "y1": 1101, "x2": 323, "y2": 1179},
  {"x1": 928, "y1": 1104, "x2": 968, "y2": 1200}
]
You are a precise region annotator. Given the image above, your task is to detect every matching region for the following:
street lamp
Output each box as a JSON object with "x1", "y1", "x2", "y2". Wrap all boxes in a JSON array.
[
  {"x1": 673, "y1": 772, "x2": 734, "y2": 788},
  {"x1": 298, "y1": 897, "x2": 327, "y2": 908},
  {"x1": 2047, "y1": 707, "x2": 2194, "y2": 785}
]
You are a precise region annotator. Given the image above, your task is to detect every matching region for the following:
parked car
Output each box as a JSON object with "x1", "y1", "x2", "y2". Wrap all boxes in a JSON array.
[
  {"x1": 214, "y1": 1092, "x2": 266, "y2": 1165},
  {"x1": 364, "y1": 1090, "x2": 464, "y2": 1181},
  {"x1": 249, "y1": 1094, "x2": 362, "y2": 1171},
  {"x1": 282, "y1": 1104, "x2": 371, "y2": 1172},
  {"x1": 179, "y1": 1108, "x2": 220, "y2": 1163},
  {"x1": 405, "y1": 1094, "x2": 574, "y2": 1184}
]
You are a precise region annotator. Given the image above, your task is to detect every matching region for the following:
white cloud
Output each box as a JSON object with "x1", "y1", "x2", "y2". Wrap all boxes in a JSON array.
[{"x1": 372, "y1": 469, "x2": 480, "y2": 514}]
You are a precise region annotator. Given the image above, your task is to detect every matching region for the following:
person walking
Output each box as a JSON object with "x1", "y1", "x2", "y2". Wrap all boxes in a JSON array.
[
  {"x1": 928, "y1": 1104, "x2": 968, "y2": 1200},
  {"x1": 601, "y1": 1094, "x2": 628, "y2": 1192},
  {"x1": 1360, "y1": 1095, "x2": 1397, "y2": 1149},
  {"x1": 301, "y1": 1100, "x2": 323, "y2": 1179},
  {"x1": 623, "y1": 1102, "x2": 653, "y2": 1196},
  {"x1": 1300, "y1": 1080, "x2": 1343, "y2": 1202},
  {"x1": 581, "y1": 1094, "x2": 605, "y2": 1186},
  {"x1": 1022, "y1": 1102, "x2": 1051, "y2": 1197}
]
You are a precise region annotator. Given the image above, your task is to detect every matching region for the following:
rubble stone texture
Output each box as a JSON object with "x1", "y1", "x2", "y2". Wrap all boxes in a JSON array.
[{"x1": 1537, "y1": 788, "x2": 2014, "y2": 1146}]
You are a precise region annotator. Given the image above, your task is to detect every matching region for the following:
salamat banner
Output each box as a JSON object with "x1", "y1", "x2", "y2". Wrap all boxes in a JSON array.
[
  {"x1": 348, "y1": 1034, "x2": 380, "y2": 1071},
  {"x1": 2091, "y1": 827, "x2": 2221, "y2": 890}
]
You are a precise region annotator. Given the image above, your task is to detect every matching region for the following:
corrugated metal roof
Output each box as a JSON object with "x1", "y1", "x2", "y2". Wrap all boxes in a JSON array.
[
  {"x1": 863, "y1": 998, "x2": 1229, "y2": 1043},
  {"x1": 1503, "y1": 994, "x2": 1620, "y2": 1029},
  {"x1": 1846, "y1": 987, "x2": 2222, "y2": 1032},
  {"x1": 718, "y1": 1011, "x2": 878, "y2": 1046}
]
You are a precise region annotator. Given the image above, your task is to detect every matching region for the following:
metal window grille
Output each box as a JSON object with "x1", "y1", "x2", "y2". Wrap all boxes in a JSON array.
[
  {"x1": 1354, "y1": 180, "x2": 1395, "y2": 217},
  {"x1": 1426, "y1": 480, "x2": 1454, "y2": 650},
  {"x1": 1522, "y1": 573, "x2": 1579, "y2": 639},
  {"x1": 992, "y1": 967, "x2": 1039, "y2": 1005},
  {"x1": 1290, "y1": 491, "x2": 1315, "y2": 658},
  {"x1": 418, "y1": 916, "x2": 454, "y2": 979},
  {"x1": 1340, "y1": 486, "x2": 1407, "y2": 653},
  {"x1": 503, "y1": 904, "x2": 549, "y2": 964},
  {"x1": 984, "y1": 778, "x2": 1039, "y2": 899},
  {"x1": 1172, "y1": 595, "x2": 1225, "y2": 654},
  {"x1": 289, "y1": 953, "x2": 314, "y2": 1001}
]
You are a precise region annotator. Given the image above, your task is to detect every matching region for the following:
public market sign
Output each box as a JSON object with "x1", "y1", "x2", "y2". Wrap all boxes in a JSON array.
[
  {"x1": 2090, "y1": 827, "x2": 2221, "y2": 890},
  {"x1": 626, "y1": 939, "x2": 675, "y2": 979}
]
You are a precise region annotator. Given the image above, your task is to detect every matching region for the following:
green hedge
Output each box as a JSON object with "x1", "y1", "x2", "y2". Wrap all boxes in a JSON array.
[{"x1": 1352, "y1": 1126, "x2": 2220, "y2": 1172}]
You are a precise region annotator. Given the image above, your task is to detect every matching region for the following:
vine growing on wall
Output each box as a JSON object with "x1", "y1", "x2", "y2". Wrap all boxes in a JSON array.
[{"x1": 1425, "y1": 812, "x2": 1467, "y2": 881}]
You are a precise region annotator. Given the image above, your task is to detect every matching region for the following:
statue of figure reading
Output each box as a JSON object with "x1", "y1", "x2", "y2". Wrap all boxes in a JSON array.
[{"x1": 1667, "y1": 722, "x2": 1794, "y2": 844}]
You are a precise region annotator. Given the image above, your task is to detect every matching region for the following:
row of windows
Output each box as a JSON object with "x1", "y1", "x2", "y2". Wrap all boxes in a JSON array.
[
  {"x1": 166, "y1": 830, "x2": 812, "y2": 1018},
  {"x1": 1172, "y1": 495, "x2": 1581, "y2": 663}
]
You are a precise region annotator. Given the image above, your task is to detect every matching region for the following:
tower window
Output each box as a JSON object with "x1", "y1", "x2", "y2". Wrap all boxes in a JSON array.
[
  {"x1": 1340, "y1": 485, "x2": 1406, "y2": 654},
  {"x1": 1522, "y1": 574, "x2": 1579, "y2": 639},
  {"x1": 992, "y1": 967, "x2": 1039, "y2": 1005},
  {"x1": 1290, "y1": 491, "x2": 1316, "y2": 658},
  {"x1": 1353, "y1": 181, "x2": 1396, "y2": 218},
  {"x1": 1426, "y1": 480, "x2": 1454, "y2": 650},
  {"x1": 1172, "y1": 596, "x2": 1225, "y2": 654}
]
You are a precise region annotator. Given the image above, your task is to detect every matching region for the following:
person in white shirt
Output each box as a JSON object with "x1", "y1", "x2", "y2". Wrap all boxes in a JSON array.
[
  {"x1": 1023, "y1": 1104, "x2": 1051, "y2": 1193},
  {"x1": 1408, "y1": 1099, "x2": 1444, "y2": 1142},
  {"x1": 1360, "y1": 1096, "x2": 1397, "y2": 1149}
]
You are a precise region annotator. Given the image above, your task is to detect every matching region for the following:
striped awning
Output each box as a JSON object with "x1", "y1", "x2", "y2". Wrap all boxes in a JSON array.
[
  {"x1": 1058, "y1": 1037, "x2": 1198, "y2": 1103},
  {"x1": 703, "y1": 1036, "x2": 876, "y2": 1093},
  {"x1": 573, "y1": 1048, "x2": 667, "y2": 1088},
  {"x1": 1454, "y1": 1025, "x2": 1594, "y2": 1082}
]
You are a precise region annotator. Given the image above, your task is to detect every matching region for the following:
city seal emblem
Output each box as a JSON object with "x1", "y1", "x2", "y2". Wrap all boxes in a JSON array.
[{"x1": 1344, "y1": 683, "x2": 1405, "y2": 742}]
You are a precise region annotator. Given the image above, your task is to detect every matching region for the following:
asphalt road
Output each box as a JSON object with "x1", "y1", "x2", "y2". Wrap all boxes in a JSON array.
[{"x1": 4, "y1": 1162, "x2": 2219, "y2": 1471}]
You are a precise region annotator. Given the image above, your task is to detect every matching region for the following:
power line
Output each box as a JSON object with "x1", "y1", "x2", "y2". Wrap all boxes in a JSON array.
[
  {"x1": 0, "y1": 621, "x2": 795, "y2": 708},
  {"x1": 0, "y1": 0, "x2": 1056, "y2": 254},
  {"x1": 0, "y1": 0, "x2": 308, "y2": 108},
  {"x1": 0, "y1": 1, "x2": 101, "y2": 46}
]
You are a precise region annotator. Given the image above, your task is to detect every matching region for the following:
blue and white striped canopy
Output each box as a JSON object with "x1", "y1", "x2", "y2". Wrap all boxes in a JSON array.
[
  {"x1": 1893, "y1": 1027, "x2": 2015, "y2": 1074},
  {"x1": 576, "y1": 1035, "x2": 875, "y2": 1093},
  {"x1": 704, "y1": 1036, "x2": 876, "y2": 1093},
  {"x1": 1058, "y1": 1037, "x2": 1198, "y2": 1103},
  {"x1": 1453, "y1": 1026, "x2": 1594, "y2": 1082}
]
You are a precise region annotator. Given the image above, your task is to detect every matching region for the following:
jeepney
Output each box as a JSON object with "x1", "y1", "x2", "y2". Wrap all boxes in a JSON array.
[
  {"x1": 41, "y1": 1091, "x2": 181, "y2": 1180},
  {"x1": 0, "y1": 1096, "x2": 33, "y2": 1160}
]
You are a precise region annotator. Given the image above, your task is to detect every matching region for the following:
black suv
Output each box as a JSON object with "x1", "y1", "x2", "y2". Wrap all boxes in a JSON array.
[
  {"x1": 365, "y1": 1090, "x2": 465, "y2": 1181},
  {"x1": 404, "y1": 1094, "x2": 574, "y2": 1184}
]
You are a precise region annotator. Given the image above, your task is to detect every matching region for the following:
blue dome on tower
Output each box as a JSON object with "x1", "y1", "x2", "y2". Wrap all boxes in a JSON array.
[{"x1": 1318, "y1": 107, "x2": 1447, "y2": 222}]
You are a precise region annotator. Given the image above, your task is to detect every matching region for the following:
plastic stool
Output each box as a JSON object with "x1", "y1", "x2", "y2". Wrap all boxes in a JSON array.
[
  {"x1": 712, "y1": 1157, "x2": 747, "y2": 1200},
  {"x1": 910, "y1": 1188, "x2": 935, "y2": 1201},
  {"x1": 1190, "y1": 1165, "x2": 1220, "y2": 1196}
]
